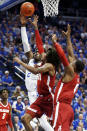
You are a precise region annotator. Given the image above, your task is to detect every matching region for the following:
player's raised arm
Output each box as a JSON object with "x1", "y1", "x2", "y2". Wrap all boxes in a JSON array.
[
  {"x1": 52, "y1": 34, "x2": 69, "y2": 67},
  {"x1": 29, "y1": 15, "x2": 45, "y2": 59},
  {"x1": 62, "y1": 24, "x2": 75, "y2": 63},
  {"x1": 20, "y1": 15, "x2": 33, "y2": 60},
  {"x1": 52, "y1": 34, "x2": 74, "y2": 75}
]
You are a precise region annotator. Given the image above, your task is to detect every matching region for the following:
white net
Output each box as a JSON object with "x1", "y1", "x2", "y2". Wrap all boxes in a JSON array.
[{"x1": 41, "y1": 0, "x2": 60, "y2": 17}]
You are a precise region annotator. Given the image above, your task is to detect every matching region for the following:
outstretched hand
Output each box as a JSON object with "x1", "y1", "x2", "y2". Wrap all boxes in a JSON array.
[
  {"x1": 28, "y1": 15, "x2": 39, "y2": 29},
  {"x1": 52, "y1": 34, "x2": 57, "y2": 44},
  {"x1": 62, "y1": 24, "x2": 71, "y2": 37},
  {"x1": 20, "y1": 15, "x2": 27, "y2": 25}
]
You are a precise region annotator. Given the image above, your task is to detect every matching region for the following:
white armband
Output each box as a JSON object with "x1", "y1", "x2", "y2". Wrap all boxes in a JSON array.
[{"x1": 21, "y1": 27, "x2": 31, "y2": 53}]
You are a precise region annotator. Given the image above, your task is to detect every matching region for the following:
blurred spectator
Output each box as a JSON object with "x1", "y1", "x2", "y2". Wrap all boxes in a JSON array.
[
  {"x1": 73, "y1": 113, "x2": 86, "y2": 130},
  {"x1": 2, "y1": 70, "x2": 14, "y2": 90},
  {"x1": 14, "y1": 115, "x2": 25, "y2": 131},
  {"x1": 13, "y1": 23, "x2": 20, "y2": 35},
  {"x1": 4, "y1": 42, "x2": 11, "y2": 55},
  {"x1": 73, "y1": 97, "x2": 84, "y2": 119},
  {"x1": 0, "y1": 71, "x2": 3, "y2": 86},
  {"x1": 43, "y1": 40, "x2": 51, "y2": 52},
  {"x1": 76, "y1": 126, "x2": 82, "y2": 131},
  {"x1": 23, "y1": 97, "x2": 30, "y2": 106},
  {"x1": 83, "y1": 98, "x2": 87, "y2": 112},
  {"x1": 12, "y1": 96, "x2": 25, "y2": 118},
  {"x1": 30, "y1": 32, "x2": 36, "y2": 52},
  {"x1": 11, "y1": 86, "x2": 26, "y2": 99}
]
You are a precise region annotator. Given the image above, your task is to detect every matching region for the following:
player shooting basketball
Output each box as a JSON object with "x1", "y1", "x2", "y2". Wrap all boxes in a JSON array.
[
  {"x1": 19, "y1": 15, "x2": 61, "y2": 131},
  {"x1": 52, "y1": 24, "x2": 85, "y2": 131},
  {"x1": 14, "y1": 43, "x2": 60, "y2": 131}
]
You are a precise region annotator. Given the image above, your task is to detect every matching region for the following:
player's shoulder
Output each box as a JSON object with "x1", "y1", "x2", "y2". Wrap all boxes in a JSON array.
[
  {"x1": 28, "y1": 58, "x2": 34, "y2": 64},
  {"x1": 29, "y1": 58, "x2": 34, "y2": 63}
]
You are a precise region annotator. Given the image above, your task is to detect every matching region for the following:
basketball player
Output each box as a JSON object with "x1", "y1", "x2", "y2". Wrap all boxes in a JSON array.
[
  {"x1": 0, "y1": 88, "x2": 14, "y2": 131},
  {"x1": 52, "y1": 24, "x2": 85, "y2": 131},
  {"x1": 20, "y1": 15, "x2": 41, "y2": 105},
  {"x1": 13, "y1": 40, "x2": 61, "y2": 131},
  {"x1": 20, "y1": 15, "x2": 60, "y2": 131}
]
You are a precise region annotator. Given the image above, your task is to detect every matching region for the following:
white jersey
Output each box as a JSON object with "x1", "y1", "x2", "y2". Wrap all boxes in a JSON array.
[{"x1": 25, "y1": 59, "x2": 41, "y2": 92}]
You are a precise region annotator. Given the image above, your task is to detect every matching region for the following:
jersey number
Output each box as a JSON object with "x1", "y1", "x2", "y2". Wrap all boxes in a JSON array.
[
  {"x1": 27, "y1": 72, "x2": 31, "y2": 77},
  {"x1": 2, "y1": 113, "x2": 6, "y2": 119}
]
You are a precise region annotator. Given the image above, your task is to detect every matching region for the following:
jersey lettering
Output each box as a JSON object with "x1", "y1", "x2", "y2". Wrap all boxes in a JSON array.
[
  {"x1": 2, "y1": 113, "x2": 6, "y2": 119},
  {"x1": 27, "y1": 72, "x2": 31, "y2": 77},
  {"x1": 0, "y1": 101, "x2": 11, "y2": 126},
  {"x1": 0, "y1": 109, "x2": 9, "y2": 113}
]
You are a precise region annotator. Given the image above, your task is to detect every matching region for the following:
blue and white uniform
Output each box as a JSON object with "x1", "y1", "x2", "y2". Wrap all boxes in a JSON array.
[{"x1": 25, "y1": 59, "x2": 41, "y2": 104}]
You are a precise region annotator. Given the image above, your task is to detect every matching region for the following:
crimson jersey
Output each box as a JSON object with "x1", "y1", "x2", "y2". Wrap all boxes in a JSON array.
[
  {"x1": 37, "y1": 72, "x2": 56, "y2": 96},
  {"x1": 54, "y1": 73, "x2": 80, "y2": 105},
  {"x1": 26, "y1": 72, "x2": 55, "y2": 118},
  {"x1": 0, "y1": 101, "x2": 12, "y2": 127}
]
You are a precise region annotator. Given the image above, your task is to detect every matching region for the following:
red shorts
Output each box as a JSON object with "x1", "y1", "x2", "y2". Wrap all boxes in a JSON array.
[
  {"x1": 0, "y1": 125, "x2": 8, "y2": 131},
  {"x1": 53, "y1": 102, "x2": 74, "y2": 131},
  {"x1": 26, "y1": 95, "x2": 53, "y2": 118}
]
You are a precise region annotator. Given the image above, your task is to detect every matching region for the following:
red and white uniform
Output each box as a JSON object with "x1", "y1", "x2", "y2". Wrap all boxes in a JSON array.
[
  {"x1": 0, "y1": 101, "x2": 13, "y2": 131},
  {"x1": 53, "y1": 74, "x2": 80, "y2": 131},
  {"x1": 26, "y1": 72, "x2": 55, "y2": 118},
  {"x1": 37, "y1": 72, "x2": 55, "y2": 96}
]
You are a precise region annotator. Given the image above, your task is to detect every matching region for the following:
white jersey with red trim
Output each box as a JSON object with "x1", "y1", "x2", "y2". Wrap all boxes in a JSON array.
[
  {"x1": 0, "y1": 101, "x2": 10, "y2": 126},
  {"x1": 54, "y1": 73, "x2": 80, "y2": 105}
]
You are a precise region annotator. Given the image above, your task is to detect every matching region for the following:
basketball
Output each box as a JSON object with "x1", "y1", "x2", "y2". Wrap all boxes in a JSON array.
[{"x1": 20, "y1": 2, "x2": 35, "y2": 16}]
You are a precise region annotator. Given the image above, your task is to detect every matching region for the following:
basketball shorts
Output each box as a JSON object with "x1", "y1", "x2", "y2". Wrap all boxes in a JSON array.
[
  {"x1": 26, "y1": 95, "x2": 53, "y2": 118},
  {"x1": 28, "y1": 91, "x2": 38, "y2": 105},
  {"x1": 53, "y1": 102, "x2": 74, "y2": 131}
]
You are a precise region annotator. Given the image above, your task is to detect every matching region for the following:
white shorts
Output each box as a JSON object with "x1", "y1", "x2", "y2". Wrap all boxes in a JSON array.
[
  {"x1": 26, "y1": 79, "x2": 38, "y2": 92},
  {"x1": 28, "y1": 91, "x2": 38, "y2": 105}
]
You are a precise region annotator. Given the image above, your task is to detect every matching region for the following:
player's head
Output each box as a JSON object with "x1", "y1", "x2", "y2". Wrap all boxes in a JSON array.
[
  {"x1": 0, "y1": 88, "x2": 9, "y2": 100},
  {"x1": 33, "y1": 48, "x2": 41, "y2": 62},
  {"x1": 46, "y1": 48, "x2": 61, "y2": 70},
  {"x1": 73, "y1": 60, "x2": 85, "y2": 73}
]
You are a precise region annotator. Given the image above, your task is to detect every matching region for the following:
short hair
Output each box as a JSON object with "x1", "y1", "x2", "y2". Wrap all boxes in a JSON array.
[
  {"x1": 0, "y1": 88, "x2": 9, "y2": 95},
  {"x1": 46, "y1": 48, "x2": 61, "y2": 70},
  {"x1": 75, "y1": 60, "x2": 85, "y2": 73}
]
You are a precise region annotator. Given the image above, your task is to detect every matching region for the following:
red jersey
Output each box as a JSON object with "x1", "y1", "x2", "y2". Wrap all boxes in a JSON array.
[
  {"x1": 37, "y1": 72, "x2": 56, "y2": 96},
  {"x1": 54, "y1": 73, "x2": 80, "y2": 105},
  {"x1": 0, "y1": 101, "x2": 12, "y2": 127}
]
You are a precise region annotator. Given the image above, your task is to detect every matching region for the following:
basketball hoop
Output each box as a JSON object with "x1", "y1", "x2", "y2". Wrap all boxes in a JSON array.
[{"x1": 41, "y1": 0, "x2": 60, "y2": 17}]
